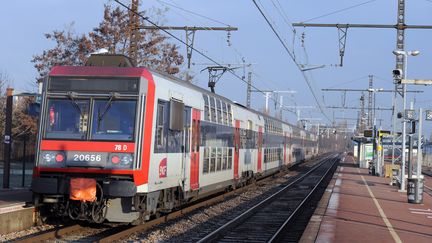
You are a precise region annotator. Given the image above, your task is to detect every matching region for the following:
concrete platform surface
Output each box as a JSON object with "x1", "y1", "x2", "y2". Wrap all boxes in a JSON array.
[
  {"x1": 0, "y1": 188, "x2": 32, "y2": 209},
  {"x1": 315, "y1": 156, "x2": 432, "y2": 243},
  {"x1": 0, "y1": 189, "x2": 34, "y2": 234}
]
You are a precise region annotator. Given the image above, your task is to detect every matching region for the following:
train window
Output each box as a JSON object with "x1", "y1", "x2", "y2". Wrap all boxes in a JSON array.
[
  {"x1": 222, "y1": 102, "x2": 228, "y2": 125},
  {"x1": 210, "y1": 148, "x2": 216, "y2": 172},
  {"x1": 228, "y1": 148, "x2": 233, "y2": 169},
  {"x1": 210, "y1": 97, "x2": 216, "y2": 122},
  {"x1": 203, "y1": 94, "x2": 210, "y2": 121},
  {"x1": 169, "y1": 99, "x2": 184, "y2": 131},
  {"x1": 203, "y1": 148, "x2": 209, "y2": 174},
  {"x1": 222, "y1": 148, "x2": 227, "y2": 170},
  {"x1": 217, "y1": 148, "x2": 222, "y2": 171},
  {"x1": 227, "y1": 104, "x2": 232, "y2": 126},
  {"x1": 91, "y1": 100, "x2": 137, "y2": 141},
  {"x1": 217, "y1": 100, "x2": 222, "y2": 124},
  {"x1": 191, "y1": 120, "x2": 197, "y2": 153},
  {"x1": 156, "y1": 103, "x2": 165, "y2": 148},
  {"x1": 44, "y1": 99, "x2": 89, "y2": 140}
]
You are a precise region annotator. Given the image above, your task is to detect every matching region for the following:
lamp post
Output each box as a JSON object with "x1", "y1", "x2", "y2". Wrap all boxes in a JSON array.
[{"x1": 392, "y1": 49, "x2": 420, "y2": 191}]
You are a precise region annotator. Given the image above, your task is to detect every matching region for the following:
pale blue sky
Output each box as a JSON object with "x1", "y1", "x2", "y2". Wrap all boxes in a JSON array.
[{"x1": 1, "y1": 0, "x2": 432, "y2": 135}]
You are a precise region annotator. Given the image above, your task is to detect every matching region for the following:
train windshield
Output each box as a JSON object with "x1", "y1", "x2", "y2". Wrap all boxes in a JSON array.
[
  {"x1": 91, "y1": 100, "x2": 137, "y2": 141},
  {"x1": 45, "y1": 99, "x2": 90, "y2": 139},
  {"x1": 44, "y1": 98, "x2": 138, "y2": 141}
]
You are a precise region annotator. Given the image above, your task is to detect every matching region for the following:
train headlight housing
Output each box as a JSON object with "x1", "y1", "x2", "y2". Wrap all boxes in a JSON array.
[
  {"x1": 120, "y1": 154, "x2": 133, "y2": 166},
  {"x1": 39, "y1": 151, "x2": 65, "y2": 167},
  {"x1": 109, "y1": 153, "x2": 133, "y2": 169}
]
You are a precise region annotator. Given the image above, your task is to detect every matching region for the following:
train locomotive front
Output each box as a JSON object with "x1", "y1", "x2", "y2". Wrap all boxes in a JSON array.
[{"x1": 32, "y1": 64, "x2": 155, "y2": 223}]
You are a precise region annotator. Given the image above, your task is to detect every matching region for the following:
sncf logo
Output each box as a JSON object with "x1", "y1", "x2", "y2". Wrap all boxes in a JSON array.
[{"x1": 159, "y1": 158, "x2": 167, "y2": 178}]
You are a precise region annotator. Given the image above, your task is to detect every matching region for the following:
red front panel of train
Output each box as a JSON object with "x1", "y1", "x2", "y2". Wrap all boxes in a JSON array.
[{"x1": 35, "y1": 66, "x2": 157, "y2": 186}]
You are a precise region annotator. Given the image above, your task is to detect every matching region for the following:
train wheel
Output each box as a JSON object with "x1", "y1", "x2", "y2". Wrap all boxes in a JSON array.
[{"x1": 91, "y1": 200, "x2": 107, "y2": 223}]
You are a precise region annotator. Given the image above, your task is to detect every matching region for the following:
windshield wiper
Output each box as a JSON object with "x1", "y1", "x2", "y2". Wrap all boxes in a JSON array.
[
  {"x1": 67, "y1": 92, "x2": 83, "y2": 116},
  {"x1": 97, "y1": 92, "x2": 120, "y2": 126}
]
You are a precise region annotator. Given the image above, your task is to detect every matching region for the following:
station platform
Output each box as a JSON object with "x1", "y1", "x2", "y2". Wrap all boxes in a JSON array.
[
  {"x1": 302, "y1": 155, "x2": 432, "y2": 243},
  {"x1": 0, "y1": 188, "x2": 32, "y2": 209},
  {"x1": 0, "y1": 189, "x2": 34, "y2": 234}
]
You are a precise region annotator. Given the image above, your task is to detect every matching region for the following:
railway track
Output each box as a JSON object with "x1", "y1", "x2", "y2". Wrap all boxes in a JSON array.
[
  {"x1": 197, "y1": 154, "x2": 340, "y2": 243},
  {"x1": 422, "y1": 170, "x2": 432, "y2": 197},
  {"x1": 9, "y1": 153, "x2": 337, "y2": 242}
]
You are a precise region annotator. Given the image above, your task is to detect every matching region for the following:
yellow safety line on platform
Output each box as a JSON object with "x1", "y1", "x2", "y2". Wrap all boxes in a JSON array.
[{"x1": 359, "y1": 169, "x2": 402, "y2": 243}]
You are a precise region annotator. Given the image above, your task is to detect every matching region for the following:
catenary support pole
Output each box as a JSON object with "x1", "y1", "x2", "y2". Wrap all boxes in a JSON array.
[
  {"x1": 417, "y1": 108, "x2": 422, "y2": 177},
  {"x1": 3, "y1": 88, "x2": 13, "y2": 189}
]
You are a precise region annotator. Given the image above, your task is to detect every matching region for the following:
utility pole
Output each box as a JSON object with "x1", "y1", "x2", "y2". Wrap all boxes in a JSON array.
[
  {"x1": 368, "y1": 75, "x2": 373, "y2": 128},
  {"x1": 246, "y1": 71, "x2": 252, "y2": 108},
  {"x1": 360, "y1": 93, "x2": 366, "y2": 132},
  {"x1": 128, "y1": 0, "x2": 140, "y2": 66},
  {"x1": 3, "y1": 88, "x2": 13, "y2": 188}
]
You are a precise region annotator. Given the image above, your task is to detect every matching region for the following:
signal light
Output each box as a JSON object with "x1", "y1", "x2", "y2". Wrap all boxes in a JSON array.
[
  {"x1": 111, "y1": 155, "x2": 120, "y2": 164},
  {"x1": 55, "y1": 153, "x2": 64, "y2": 163}
]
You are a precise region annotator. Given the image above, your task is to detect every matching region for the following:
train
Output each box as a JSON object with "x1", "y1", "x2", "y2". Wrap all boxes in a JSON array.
[{"x1": 31, "y1": 54, "x2": 333, "y2": 223}]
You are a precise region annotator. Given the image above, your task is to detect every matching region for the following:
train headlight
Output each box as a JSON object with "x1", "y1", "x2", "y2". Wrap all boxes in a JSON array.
[
  {"x1": 109, "y1": 153, "x2": 133, "y2": 168},
  {"x1": 40, "y1": 151, "x2": 65, "y2": 167}
]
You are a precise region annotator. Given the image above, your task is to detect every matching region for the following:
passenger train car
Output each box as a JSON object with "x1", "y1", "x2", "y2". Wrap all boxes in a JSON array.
[{"x1": 32, "y1": 54, "x2": 320, "y2": 223}]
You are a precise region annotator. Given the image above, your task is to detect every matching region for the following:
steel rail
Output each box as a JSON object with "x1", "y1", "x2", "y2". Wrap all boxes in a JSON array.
[
  {"x1": 14, "y1": 224, "x2": 83, "y2": 243},
  {"x1": 422, "y1": 171, "x2": 432, "y2": 197},
  {"x1": 197, "y1": 153, "x2": 339, "y2": 242},
  {"x1": 269, "y1": 156, "x2": 338, "y2": 242}
]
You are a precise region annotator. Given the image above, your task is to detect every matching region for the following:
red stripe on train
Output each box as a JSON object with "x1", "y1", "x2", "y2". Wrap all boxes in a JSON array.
[{"x1": 40, "y1": 140, "x2": 135, "y2": 153}]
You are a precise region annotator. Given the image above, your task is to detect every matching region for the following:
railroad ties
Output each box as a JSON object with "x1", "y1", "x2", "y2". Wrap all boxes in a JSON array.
[{"x1": 197, "y1": 154, "x2": 340, "y2": 242}]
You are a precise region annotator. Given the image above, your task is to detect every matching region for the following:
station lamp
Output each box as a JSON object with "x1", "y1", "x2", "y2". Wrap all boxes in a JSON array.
[
  {"x1": 404, "y1": 109, "x2": 415, "y2": 120},
  {"x1": 426, "y1": 110, "x2": 432, "y2": 121}
]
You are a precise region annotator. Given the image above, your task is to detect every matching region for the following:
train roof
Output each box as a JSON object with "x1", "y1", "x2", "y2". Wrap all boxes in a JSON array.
[{"x1": 149, "y1": 68, "x2": 314, "y2": 134}]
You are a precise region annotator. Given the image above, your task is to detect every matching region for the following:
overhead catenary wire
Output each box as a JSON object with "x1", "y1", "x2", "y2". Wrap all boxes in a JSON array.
[
  {"x1": 325, "y1": 75, "x2": 369, "y2": 89},
  {"x1": 252, "y1": 0, "x2": 331, "y2": 123},
  {"x1": 114, "y1": 0, "x2": 285, "y2": 110},
  {"x1": 156, "y1": 0, "x2": 231, "y2": 27},
  {"x1": 300, "y1": 0, "x2": 378, "y2": 23}
]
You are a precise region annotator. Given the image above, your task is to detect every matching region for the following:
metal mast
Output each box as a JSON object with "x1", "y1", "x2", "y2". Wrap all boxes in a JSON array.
[
  {"x1": 128, "y1": 0, "x2": 140, "y2": 65},
  {"x1": 359, "y1": 93, "x2": 365, "y2": 132},
  {"x1": 246, "y1": 71, "x2": 252, "y2": 108},
  {"x1": 368, "y1": 75, "x2": 373, "y2": 128}
]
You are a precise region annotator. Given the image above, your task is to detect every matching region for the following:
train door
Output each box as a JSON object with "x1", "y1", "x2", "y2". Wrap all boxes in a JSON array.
[
  {"x1": 234, "y1": 120, "x2": 240, "y2": 179},
  {"x1": 257, "y1": 126, "x2": 262, "y2": 172},
  {"x1": 289, "y1": 134, "x2": 292, "y2": 163},
  {"x1": 181, "y1": 107, "x2": 191, "y2": 186},
  {"x1": 284, "y1": 132, "x2": 287, "y2": 165},
  {"x1": 190, "y1": 109, "x2": 200, "y2": 190}
]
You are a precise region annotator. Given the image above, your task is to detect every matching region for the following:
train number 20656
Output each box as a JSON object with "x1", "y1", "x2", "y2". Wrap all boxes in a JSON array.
[{"x1": 73, "y1": 154, "x2": 102, "y2": 162}]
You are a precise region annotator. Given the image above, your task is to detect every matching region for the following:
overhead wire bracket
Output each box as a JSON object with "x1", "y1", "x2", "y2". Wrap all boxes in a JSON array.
[
  {"x1": 337, "y1": 25, "x2": 349, "y2": 67},
  {"x1": 201, "y1": 66, "x2": 229, "y2": 93}
]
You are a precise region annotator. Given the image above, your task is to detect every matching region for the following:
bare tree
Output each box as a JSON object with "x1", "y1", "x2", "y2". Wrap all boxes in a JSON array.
[{"x1": 32, "y1": 4, "x2": 184, "y2": 78}]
